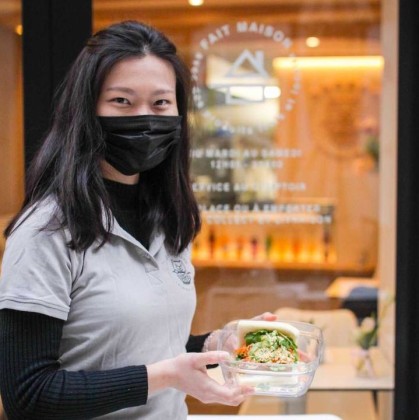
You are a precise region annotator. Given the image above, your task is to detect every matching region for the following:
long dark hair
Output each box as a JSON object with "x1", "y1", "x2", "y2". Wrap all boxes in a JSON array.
[{"x1": 5, "y1": 20, "x2": 201, "y2": 254}]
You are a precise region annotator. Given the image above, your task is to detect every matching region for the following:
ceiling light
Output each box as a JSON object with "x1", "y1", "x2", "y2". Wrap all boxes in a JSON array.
[
  {"x1": 189, "y1": 0, "x2": 204, "y2": 6},
  {"x1": 274, "y1": 56, "x2": 384, "y2": 69},
  {"x1": 15, "y1": 24, "x2": 23, "y2": 36},
  {"x1": 306, "y1": 37, "x2": 320, "y2": 48}
]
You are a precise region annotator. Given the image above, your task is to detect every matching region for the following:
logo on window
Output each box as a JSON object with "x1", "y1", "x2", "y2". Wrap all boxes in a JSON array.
[
  {"x1": 191, "y1": 21, "x2": 300, "y2": 135},
  {"x1": 212, "y1": 49, "x2": 269, "y2": 105}
]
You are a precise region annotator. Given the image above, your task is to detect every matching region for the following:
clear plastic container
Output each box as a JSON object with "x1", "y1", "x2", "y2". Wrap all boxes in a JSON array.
[{"x1": 217, "y1": 319, "x2": 324, "y2": 397}]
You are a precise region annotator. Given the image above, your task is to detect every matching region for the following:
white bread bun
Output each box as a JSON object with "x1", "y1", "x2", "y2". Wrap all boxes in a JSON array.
[{"x1": 237, "y1": 319, "x2": 299, "y2": 346}]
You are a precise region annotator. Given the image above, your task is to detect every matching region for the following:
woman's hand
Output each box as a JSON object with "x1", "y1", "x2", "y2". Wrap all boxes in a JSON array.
[
  {"x1": 147, "y1": 351, "x2": 252, "y2": 405},
  {"x1": 251, "y1": 311, "x2": 277, "y2": 321}
]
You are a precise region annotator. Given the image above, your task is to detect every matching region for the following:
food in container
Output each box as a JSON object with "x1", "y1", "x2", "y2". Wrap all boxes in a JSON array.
[{"x1": 217, "y1": 318, "x2": 324, "y2": 397}]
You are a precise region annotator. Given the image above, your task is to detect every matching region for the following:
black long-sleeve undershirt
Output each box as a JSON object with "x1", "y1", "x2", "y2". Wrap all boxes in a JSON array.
[
  {"x1": 0, "y1": 309, "x2": 148, "y2": 419},
  {"x1": 0, "y1": 310, "x2": 209, "y2": 419}
]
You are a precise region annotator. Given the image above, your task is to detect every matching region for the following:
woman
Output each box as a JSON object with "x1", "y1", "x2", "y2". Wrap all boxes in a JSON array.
[{"x1": 0, "y1": 21, "x2": 265, "y2": 419}]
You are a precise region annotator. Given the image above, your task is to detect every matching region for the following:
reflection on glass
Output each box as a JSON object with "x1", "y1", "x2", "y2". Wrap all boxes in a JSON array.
[{"x1": 188, "y1": 20, "x2": 382, "y2": 272}]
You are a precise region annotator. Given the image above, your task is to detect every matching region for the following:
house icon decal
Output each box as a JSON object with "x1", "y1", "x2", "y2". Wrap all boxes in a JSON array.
[{"x1": 209, "y1": 49, "x2": 274, "y2": 105}]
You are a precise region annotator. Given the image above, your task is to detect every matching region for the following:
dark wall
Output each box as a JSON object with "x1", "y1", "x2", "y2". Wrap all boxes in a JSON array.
[
  {"x1": 395, "y1": 1, "x2": 419, "y2": 419},
  {"x1": 22, "y1": 0, "x2": 92, "y2": 171}
]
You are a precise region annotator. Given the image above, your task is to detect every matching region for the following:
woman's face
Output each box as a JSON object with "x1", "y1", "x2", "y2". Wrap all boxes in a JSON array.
[
  {"x1": 97, "y1": 55, "x2": 178, "y2": 117},
  {"x1": 97, "y1": 55, "x2": 178, "y2": 183}
]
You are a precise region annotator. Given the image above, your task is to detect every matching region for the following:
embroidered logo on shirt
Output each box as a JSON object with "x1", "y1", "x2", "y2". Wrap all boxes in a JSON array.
[{"x1": 171, "y1": 259, "x2": 191, "y2": 285}]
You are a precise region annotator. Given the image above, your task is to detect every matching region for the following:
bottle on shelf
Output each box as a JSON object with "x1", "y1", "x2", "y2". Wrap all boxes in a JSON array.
[{"x1": 208, "y1": 228, "x2": 216, "y2": 259}]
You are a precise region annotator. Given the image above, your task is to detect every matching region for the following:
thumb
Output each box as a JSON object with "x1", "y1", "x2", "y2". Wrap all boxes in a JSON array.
[
  {"x1": 197, "y1": 350, "x2": 230, "y2": 366},
  {"x1": 252, "y1": 312, "x2": 277, "y2": 321}
]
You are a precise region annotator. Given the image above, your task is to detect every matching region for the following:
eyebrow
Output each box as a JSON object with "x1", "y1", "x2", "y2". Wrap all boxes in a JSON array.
[
  {"x1": 104, "y1": 87, "x2": 136, "y2": 95},
  {"x1": 152, "y1": 88, "x2": 176, "y2": 95},
  {"x1": 104, "y1": 87, "x2": 175, "y2": 95}
]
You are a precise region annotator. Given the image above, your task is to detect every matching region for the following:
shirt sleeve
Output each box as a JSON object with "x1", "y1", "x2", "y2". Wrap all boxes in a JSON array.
[
  {"x1": 0, "y1": 207, "x2": 79, "y2": 320},
  {"x1": 186, "y1": 333, "x2": 210, "y2": 352},
  {"x1": 186, "y1": 333, "x2": 219, "y2": 369},
  {"x1": 0, "y1": 309, "x2": 148, "y2": 419}
]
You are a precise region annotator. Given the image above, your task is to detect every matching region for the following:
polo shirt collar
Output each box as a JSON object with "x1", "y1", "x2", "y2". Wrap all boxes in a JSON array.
[{"x1": 108, "y1": 214, "x2": 165, "y2": 259}]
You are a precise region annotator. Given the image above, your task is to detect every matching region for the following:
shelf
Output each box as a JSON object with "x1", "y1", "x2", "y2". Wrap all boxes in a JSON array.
[
  {"x1": 199, "y1": 206, "x2": 334, "y2": 225},
  {"x1": 192, "y1": 258, "x2": 375, "y2": 273}
]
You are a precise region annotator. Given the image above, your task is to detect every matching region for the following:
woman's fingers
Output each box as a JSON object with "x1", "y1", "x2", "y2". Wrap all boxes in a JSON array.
[
  {"x1": 191, "y1": 350, "x2": 230, "y2": 367},
  {"x1": 173, "y1": 352, "x2": 253, "y2": 405},
  {"x1": 198, "y1": 379, "x2": 253, "y2": 405},
  {"x1": 148, "y1": 352, "x2": 253, "y2": 405},
  {"x1": 252, "y1": 311, "x2": 277, "y2": 321},
  {"x1": 298, "y1": 349, "x2": 313, "y2": 362}
]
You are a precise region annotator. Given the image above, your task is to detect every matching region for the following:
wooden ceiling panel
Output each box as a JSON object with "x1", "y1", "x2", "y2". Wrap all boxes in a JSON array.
[
  {"x1": 0, "y1": 0, "x2": 381, "y2": 51},
  {"x1": 93, "y1": 0, "x2": 381, "y2": 36},
  {"x1": 93, "y1": 0, "x2": 381, "y2": 55},
  {"x1": 95, "y1": 0, "x2": 380, "y2": 9}
]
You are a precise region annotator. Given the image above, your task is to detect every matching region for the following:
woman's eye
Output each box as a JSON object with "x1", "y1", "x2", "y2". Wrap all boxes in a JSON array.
[
  {"x1": 111, "y1": 97, "x2": 130, "y2": 105},
  {"x1": 154, "y1": 99, "x2": 170, "y2": 107}
]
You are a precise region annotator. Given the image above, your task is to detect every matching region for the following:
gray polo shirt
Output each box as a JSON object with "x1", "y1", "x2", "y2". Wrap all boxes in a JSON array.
[{"x1": 0, "y1": 199, "x2": 197, "y2": 419}]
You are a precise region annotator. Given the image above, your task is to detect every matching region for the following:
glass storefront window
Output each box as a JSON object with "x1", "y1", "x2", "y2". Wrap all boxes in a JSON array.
[
  {"x1": 94, "y1": 1, "x2": 396, "y2": 418},
  {"x1": 0, "y1": 0, "x2": 23, "y2": 261}
]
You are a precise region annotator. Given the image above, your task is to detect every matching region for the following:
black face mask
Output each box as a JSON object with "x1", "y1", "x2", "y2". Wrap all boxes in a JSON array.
[{"x1": 98, "y1": 114, "x2": 182, "y2": 175}]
